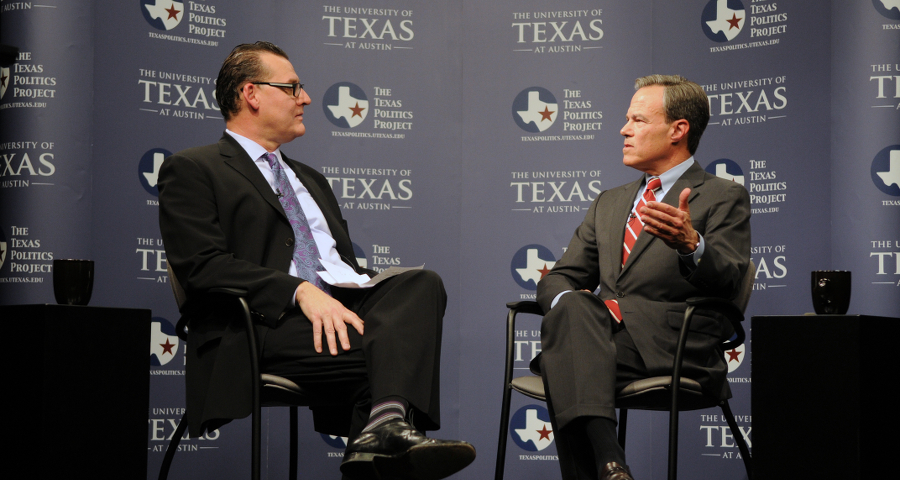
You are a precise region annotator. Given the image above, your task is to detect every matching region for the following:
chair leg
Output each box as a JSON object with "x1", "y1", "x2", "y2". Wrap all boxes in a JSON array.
[
  {"x1": 667, "y1": 404, "x2": 679, "y2": 480},
  {"x1": 720, "y1": 401, "x2": 752, "y2": 479},
  {"x1": 252, "y1": 406, "x2": 261, "y2": 480},
  {"x1": 494, "y1": 383, "x2": 513, "y2": 480},
  {"x1": 289, "y1": 406, "x2": 298, "y2": 480},
  {"x1": 158, "y1": 413, "x2": 189, "y2": 480},
  {"x1": 617, "y1": 409, "x2": 628, "y2": 450}
]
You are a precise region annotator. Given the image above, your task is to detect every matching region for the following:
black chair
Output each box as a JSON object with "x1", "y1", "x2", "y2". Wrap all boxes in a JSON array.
[
  {"x1": 495, "y1": 262, "x2": 755, "y2": 480},
  {"x1": 158, "y1": 266, "x2": 311, "y2": 480}
]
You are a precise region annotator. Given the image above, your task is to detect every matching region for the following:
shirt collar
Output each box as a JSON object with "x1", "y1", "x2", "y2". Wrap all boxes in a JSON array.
[
  {"x1": 652, "y1": 156, "x2": 694, "y2": 194},
  {"x1": 225, "y1": 129, "x2": 281, "y2": 164}
]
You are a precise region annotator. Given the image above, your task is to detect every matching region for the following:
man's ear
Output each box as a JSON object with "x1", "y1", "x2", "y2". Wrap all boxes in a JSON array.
[
  {"x1": 240, "y1": 82, "x2": 260, "y2": 111},
  {"x1": 670, "y1": 118, "x2": 690, "y2": 145}
]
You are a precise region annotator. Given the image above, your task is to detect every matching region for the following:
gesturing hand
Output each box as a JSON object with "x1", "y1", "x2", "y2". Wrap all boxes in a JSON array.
[{"x1": 640, "y1": 187, "x2": 700, "y2": 254}]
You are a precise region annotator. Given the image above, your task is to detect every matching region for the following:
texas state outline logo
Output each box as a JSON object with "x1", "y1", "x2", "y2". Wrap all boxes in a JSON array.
[
  {"x1": 871, "y1": 145, "x2": 900, "y2": 196},
  {"x1": 701, "y1": 0, "x2": 746, "y2": 42},
  {"x1": 150, "y1": 317, "x2": 181, "y2": 367},
  {"x1": 138, "y1": 148, "x2": 173, "y2": 197},
  {"x1": 0, "y1": 228, "x2": 8, "y2": 272},
  {"x1": 141, "y1": 0, "x2": 186, "y2": 31},
  {"x1": 510, "y1": 404, "x2": 555, "y2": 451},
  {"x1": 512, "y1": 87, "x2": 559, "y2": 133},
  {"x1": 705, "y1": 158, "x2": 746, "y2": 186},
  {"x1": 873, "y1": 0, "x2": 900, "y2": 20},
  {"x1": 323, "y1": 82, "x2": 370, "y2": 128},
  {"x1": 511, "y1": 244, "x2": 557, "y2": 291}
]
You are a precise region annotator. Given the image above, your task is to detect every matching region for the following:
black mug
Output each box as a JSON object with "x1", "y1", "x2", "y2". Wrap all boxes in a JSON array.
[
  {"x1": 53, "y1": 259, "x2": 94, "y2": 306},
  {"x1": 811, "y1": 270, "x2": 851, "y2": 315}
]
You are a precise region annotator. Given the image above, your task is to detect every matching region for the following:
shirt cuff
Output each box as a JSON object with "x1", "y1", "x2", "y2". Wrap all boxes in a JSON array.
[{"x1": 678, "y1": 234, "x2": 705, "y2": 268}]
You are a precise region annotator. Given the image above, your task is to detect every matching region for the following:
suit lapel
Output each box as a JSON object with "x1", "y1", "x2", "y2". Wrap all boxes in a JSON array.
[{"x1": 218, "y1": 134, "x2": 288, "y2": 220}]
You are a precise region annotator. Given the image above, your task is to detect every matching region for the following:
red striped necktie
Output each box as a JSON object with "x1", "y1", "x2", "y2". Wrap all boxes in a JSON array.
[{"x1": 604, "y1": 176, "x2": 662, "y2": 323}]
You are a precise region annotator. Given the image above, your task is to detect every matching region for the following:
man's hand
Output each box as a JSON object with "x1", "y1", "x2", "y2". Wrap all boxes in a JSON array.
[
  {"x1": 640, "y1": 187, "x2": 700, "y2": 254},
  {"x1": 295, "y1": 282, "x2": 364, "y2": 355}
]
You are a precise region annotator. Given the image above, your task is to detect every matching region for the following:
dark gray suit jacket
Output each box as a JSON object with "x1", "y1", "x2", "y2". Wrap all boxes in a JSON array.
[
  {"x1": 537, "y1": 161, "x2": 751, "y2": 400},
  {"x1": 158, "y1": 133, "x2": 371, "y2": 437}
]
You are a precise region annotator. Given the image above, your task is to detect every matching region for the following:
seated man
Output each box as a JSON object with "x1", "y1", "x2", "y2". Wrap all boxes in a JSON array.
[
  {"x1": 535, "y1": 75, "x2": 751, "y2": 480},
  {"x1": 158, "y1": 41, "x2": 475, "y2": 480}
]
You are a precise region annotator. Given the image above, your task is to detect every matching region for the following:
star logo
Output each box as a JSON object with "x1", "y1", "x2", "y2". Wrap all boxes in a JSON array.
[
  {"x1": 165, "y1": 4, "x2": 181, "y2": 20},
  {"x1": 350, "y1": 102, "x2": 365, "y2": 118},
  {"x1": 537, "y1": 425, "x2": 553, "y2": 441},
  {"x1": 726, "y1": 348, "x2": 741, "y2": 362},
  {"x1": 727, "y1": 13, "x2": 742, "y2": 29},
  {"x1": 0, "y1": 67, "x2": 9, "y2": 99},
  {"x1": 150, "y1": 319, "x2": 181, "y2": 366},
  {"x1": 160, "y1": 338, "x2": 175, "y2": 355},
  {"x1": 725, "y1": 344, "x2": 745, "y2": 373},
  {"x1": 539, "y1": 106, "x2": 555, "y2": 121},
  {"x1": 538, "y1": 264, "x2": 551, "y2": 279}
]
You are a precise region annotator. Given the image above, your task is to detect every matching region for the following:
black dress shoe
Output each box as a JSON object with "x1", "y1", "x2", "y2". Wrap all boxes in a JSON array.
[
  {"x1": 340, "y1": 419, "x2": 476, "y2": 480},
  {"x1": 600, "y1": 461, "x2": 634, "y2": 480}
]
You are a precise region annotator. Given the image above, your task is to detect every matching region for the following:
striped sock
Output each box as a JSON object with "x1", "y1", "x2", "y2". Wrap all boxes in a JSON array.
[{"x1": 362, "y1": 397, "x2": 408, "y2": 432}]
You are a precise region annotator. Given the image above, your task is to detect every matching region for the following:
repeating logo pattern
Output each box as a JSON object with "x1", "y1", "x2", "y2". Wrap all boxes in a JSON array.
[
  {"x1": 871, "y1": 145, "x2": 900, "y2": 196},
  {"x1": 141, "y1": 0, "x2": 185, "y2": 31},
  {"x1": 873, "y1": 0, "x2": 900, "y2": 20},
  {"x1": 353, "y1": 242, "x2": 368, "y2": 269},
  {"x1": 705, "y1": 159, "x2": 746, "y2": 186},
  {"x1": 513, "y1": 87, "x2": 558, "y2": 133},
  {"x1": 1, "y1": 67, "x2": 9, "y2": 99},
  {"x1": 701, "y1": 0, "x2": 746, "y2": 42},
  {"x1": 150, "y1": 317, "x2": 180, "y2": 367},
  {"x1": 323, "y1": 82, "x2": 370, "y2": 128},
  {"x1": 510, "y1": 405, "x2": 554, "y2": 451},
  {"x1": 0, "y1": 229, "x2": 7, "y2": 272},
  {"x1": 725, "y1": 344, "x2": 745, "y2": 373},
  {"x1": 321, "y1": 434, "x2": 348, "y2": 449},
  {"x1": 138, "y1": 148, "x2": 172, "y2": 196},
  {"x1": 511, "y1": 245, "x2": 557, "y2": 290}
]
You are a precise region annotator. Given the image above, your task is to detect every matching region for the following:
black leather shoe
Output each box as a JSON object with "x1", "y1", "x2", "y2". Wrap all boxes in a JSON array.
[
  {"x1": 340, "y1": 419, "x2": 476, "y2": 480},
  {"x1": 600, "y1": 461, "x2": 634, "y2": 480}
]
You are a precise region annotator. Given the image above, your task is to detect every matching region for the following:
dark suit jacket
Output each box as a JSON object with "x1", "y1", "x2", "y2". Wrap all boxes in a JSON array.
[
  {"x1": 537, "y1": 161, "x2": 751, "y2": 400},
  {"x1": 158, "y1": 133, "x2": 371, "y2": 437}
]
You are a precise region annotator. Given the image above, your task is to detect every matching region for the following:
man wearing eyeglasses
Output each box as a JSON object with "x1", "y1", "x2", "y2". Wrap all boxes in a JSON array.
[{"x1": 158, "y1": 41, "x2": 474, "y2": 480}]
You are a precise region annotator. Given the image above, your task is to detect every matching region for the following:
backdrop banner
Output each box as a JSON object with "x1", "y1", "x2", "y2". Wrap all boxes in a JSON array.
[{"x1": 1, "y1": 1, "x2": 898, "y2": 479}]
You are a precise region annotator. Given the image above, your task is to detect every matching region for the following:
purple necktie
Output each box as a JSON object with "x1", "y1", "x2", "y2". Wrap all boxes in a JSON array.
[{"x1": 264, "y1": 153, "x2": 330, "y2": 293}]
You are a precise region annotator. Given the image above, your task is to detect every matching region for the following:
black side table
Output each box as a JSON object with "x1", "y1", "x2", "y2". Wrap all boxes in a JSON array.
[
  {"x1": 1, "y1": 304, "x2": 151, "y2": 479},
  {"x1": 752, "y1": 314, "x2": 899, "y2": 480}
]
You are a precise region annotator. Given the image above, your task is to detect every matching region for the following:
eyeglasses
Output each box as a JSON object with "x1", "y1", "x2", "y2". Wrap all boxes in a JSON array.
[{"x1": 251, "y1": 82, "x2": 304, "y2": 97}]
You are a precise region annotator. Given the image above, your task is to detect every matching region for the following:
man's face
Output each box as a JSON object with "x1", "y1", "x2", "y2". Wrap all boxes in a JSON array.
[
  {"x1": 620, "y1": 85, "x2": 675, "y2": 175},
  {"x1": 254, "y1": 52, "x2": 311, "y2": 145}
]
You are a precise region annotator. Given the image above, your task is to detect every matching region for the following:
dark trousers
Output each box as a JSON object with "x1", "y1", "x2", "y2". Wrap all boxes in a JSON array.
[
  {"x1": 540, "y1": 291, "x2": 650, "y2": 480},
  {"x1": 258, "y1": 269, "x2": 446, "y2": 441}
]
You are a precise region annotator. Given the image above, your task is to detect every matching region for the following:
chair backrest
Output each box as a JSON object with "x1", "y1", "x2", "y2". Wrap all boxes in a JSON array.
[{"x1": 734, "y1": 260, "x2": 756, "y2": 314}]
